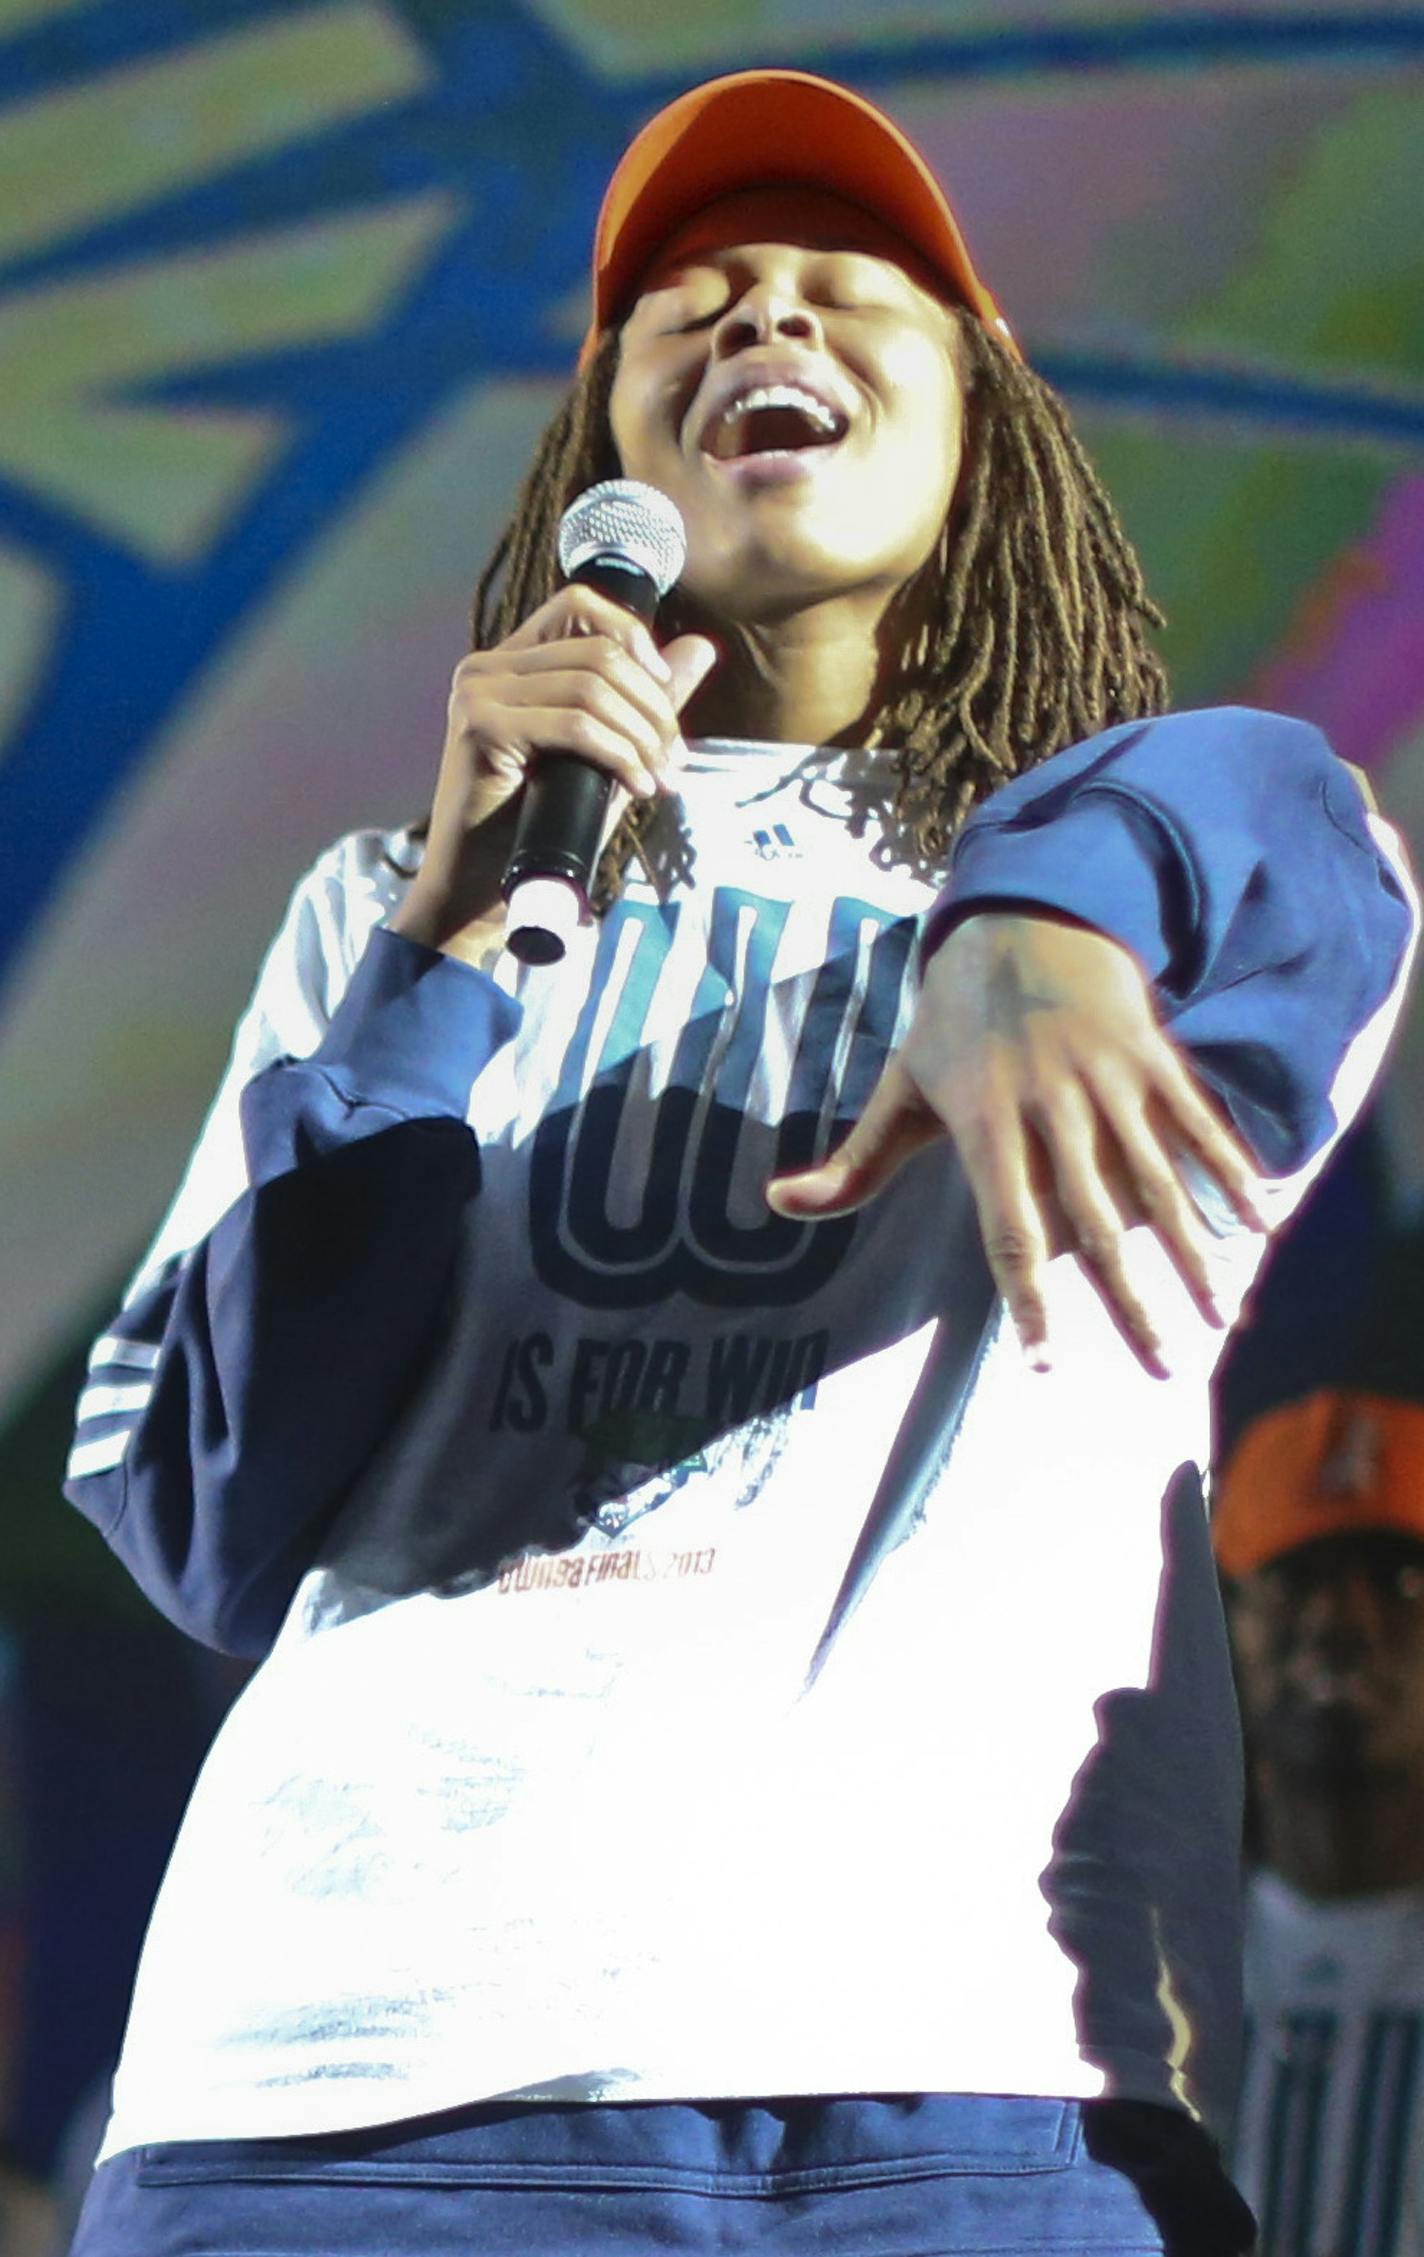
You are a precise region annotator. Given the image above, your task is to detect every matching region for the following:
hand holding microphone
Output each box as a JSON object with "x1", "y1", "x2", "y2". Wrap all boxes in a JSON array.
[
  {"x1": 504, "y1": 481, "x2": 691, "y2": 963},
  {"x1": 390, "y1": 482, "x2": 716, "y2": 972}
]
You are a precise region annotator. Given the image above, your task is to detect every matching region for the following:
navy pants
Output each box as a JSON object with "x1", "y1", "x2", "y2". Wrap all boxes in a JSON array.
[{"x1": 72, "y1": 2092, "x2": 1257, "y2": 2255}]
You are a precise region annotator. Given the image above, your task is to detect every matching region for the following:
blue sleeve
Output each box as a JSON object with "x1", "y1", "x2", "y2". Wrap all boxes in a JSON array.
[
  {"x1": 63, "y1": 928, "x2": 522, "y2": 1658},
  {"x1": 921, "y1": 706, "x2": 1415, "y2": 1173}
]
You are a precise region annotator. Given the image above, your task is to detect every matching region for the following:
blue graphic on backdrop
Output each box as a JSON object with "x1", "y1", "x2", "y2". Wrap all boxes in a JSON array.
[{"x1": 4, "y1": 0, "x2": 1424, "y2": 1010}]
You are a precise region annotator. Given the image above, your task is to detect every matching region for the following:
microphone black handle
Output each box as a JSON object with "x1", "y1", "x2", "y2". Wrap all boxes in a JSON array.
[
  {"x1": 502, "y1": 555, "x2": 661, "y2": 901},
  {"x1": 501, "y1": 752, "x2": 611, "y2": 894}
]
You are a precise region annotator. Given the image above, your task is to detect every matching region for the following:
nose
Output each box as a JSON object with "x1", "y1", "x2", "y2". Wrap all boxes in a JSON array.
[
  {"x1": 711, "y1": 281, "x2": 822, "y2": 359},
  {"x1": 1292, "y1": 1565, "x2": 1390, "y2": 1660}
]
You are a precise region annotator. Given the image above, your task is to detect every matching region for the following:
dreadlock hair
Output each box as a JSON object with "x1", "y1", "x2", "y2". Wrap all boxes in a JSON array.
[{"x1": 470, "y1": 312, "x2": 1169, "y2": 905}]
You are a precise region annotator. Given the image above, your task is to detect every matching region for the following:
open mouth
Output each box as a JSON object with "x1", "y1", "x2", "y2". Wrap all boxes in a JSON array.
[
  {"x1": 1290, "y1": 1665, "x2": 1383, "y2": 1709},
  {"x1": 701, "y1": 382, "x2": 849, "y2": 463}
]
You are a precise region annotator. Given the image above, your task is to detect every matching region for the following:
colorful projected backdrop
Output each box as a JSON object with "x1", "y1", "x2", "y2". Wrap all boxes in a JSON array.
[{"x1": 2, "y1": 0, "x2": 1423, "y2": 1535}]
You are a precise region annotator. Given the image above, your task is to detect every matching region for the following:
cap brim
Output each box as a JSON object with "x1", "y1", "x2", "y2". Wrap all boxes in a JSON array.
[
  {"x1": 584, "y1": 69, "x2": 1016, "y2": 364},
  {"x1": 1212, "y1": 1389, "x2": 1424, "y2": 1578}
]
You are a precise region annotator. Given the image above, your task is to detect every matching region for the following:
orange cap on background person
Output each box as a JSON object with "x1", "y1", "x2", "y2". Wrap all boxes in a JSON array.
[
  {"x1": 580, "y1": 68, "x2": 1019, "y2": 367},
  {"x1": 1212, "y1": 1391, "x2": 1424, "y2": 1580}
]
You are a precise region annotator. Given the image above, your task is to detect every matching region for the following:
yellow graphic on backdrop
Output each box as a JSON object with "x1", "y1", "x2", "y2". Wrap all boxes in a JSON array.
[
  {"x1": 0, "y1": 199, "x2": 454, "y2": 559},
  {"x1": 527, "y1": 0, "x2": 1253, "y2": 78},
  {"x1": 0, "y1": 0, "x2": 450, "y2": 722},
  {"x1": 0, "y1": 6, "x2": 427, "y2": 267},
  {"x1": 0, "y1": 544, "x2": 57, "y2": 747}
]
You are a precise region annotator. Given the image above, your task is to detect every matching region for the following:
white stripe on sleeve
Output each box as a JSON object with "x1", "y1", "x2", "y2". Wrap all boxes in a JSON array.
[
  {"x1": 88, "y1": 1335, "x2": 162, "y2": 1374},
  {"x1": 76, "y1": 1381, "x2": 154, "y2": 1423},
  {"x1": 66, "y1": 1430, "x2": 132, "y2": 1480}
]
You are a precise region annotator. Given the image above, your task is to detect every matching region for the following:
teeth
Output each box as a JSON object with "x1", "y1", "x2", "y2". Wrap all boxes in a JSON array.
[{"x1": 717, "y1": 383, "x2": 843, "y2": 434}]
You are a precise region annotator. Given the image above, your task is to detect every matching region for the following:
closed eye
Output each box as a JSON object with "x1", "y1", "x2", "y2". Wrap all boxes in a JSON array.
[
  {"x1": 814, "y1": 293, "x2": 894, "y2": 316},
  {"x1": 634, "y1": 275, "x2": 732, "y2": 335},
  {"x1": 810, "y1": 252, "x2": 916, "y2": 307}
]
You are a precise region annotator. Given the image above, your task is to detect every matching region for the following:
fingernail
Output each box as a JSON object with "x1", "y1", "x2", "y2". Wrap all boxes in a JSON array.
[{"x1": 1019, "y1": 1336, "x2": 1052, "y2": 1374}]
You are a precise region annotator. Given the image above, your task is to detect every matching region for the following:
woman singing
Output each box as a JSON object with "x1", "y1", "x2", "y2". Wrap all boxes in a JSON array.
[{"x1": 65, "y1": 68, "x2": 1412, "y2": 2257}]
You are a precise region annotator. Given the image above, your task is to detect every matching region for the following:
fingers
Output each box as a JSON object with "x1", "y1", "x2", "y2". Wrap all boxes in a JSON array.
[
  {"x1": 952, "y1": 1108, "x2": 1056, "y2": 1371},
  {"x1": 1142, "y1": 1045, "x2": 1268, "y2": 1233},
  {"x1": 479, "y1": 585, "x2": 684, "y2": 784},
  {"x1": 969, "y1": 1099, "x2": 1217, "y2": 1380},
  {"x1": 499, "y1": 591, "x2": 718, "y2": 736},
  {"x1": 663, "y1": 632, "x2": 720, "y2": 715},
  {"x1": 768, "y1": 911, "x2": 1273, "y2": 1384},
  {"x1": 766, "y1": 1059, "x2": 943, "y2": 1219},
  {"x1": 501, "y1": 581, "x2": 668, "y2": 674},
  {"x1": 498, "y1": 702, "x2": 663, "y2": 800},
  {"x1": 1093, "y1": 1097, "x2": 1227, "y2": 1334},
  {"x1": 407, "y1": 592, "x2": 717, "y2": 958},
  {"x1": 1015, "y1": 1056, "x2": 1266, "y2": 1377},
  {"x1": 452, "y1": 638, "x2": 688, "y2": 800},
  {"x1": 1023, "y1": 1088, "x2": 1179, "y2": 1376},
  {"x1": 448, "y1": 592, "x2": 722, "y2": 817},
  {"x1": 495, "y1": 652, "x2": 679, "y2": 794}
]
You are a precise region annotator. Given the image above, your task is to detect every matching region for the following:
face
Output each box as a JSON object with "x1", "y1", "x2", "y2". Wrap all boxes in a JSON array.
[
  {"x1": 1227, "y1": 1532, "x2": 1424, "y2": 1788},
  {"x1": 608, "y1": 186, "x2": 965, "y2": 625}
]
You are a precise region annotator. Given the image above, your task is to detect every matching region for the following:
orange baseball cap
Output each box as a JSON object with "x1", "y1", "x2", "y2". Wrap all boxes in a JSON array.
[
  {"x1": 582, "y1": 68, "x2": 1019, "y2": 366},
  {"x1": 1212, "y1": 1390, "x2": 1424, "y2": 1578}
]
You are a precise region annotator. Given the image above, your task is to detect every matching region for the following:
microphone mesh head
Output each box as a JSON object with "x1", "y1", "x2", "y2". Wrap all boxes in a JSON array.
[{"x1": 558, "y1": 480, "x2": 686, "y2": 597}]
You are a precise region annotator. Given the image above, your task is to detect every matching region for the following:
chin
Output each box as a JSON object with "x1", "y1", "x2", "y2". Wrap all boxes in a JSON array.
[{"x1": 689, "y1": 545, "x2": 903, "y2": 623}]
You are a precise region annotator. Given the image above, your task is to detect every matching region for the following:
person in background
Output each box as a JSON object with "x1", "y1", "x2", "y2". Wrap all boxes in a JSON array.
[
  {"x1": 1217, "y1": 1389, "x2": 1424, "y2": 2257},
  {"x1": 0, "y1": 2150, "x2": 57, "y2": 2257}
]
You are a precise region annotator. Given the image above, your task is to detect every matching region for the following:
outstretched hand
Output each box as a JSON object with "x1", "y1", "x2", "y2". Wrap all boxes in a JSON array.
[{"x1": 766, "y1": 912, "x2": 1269, "y2": 1377}]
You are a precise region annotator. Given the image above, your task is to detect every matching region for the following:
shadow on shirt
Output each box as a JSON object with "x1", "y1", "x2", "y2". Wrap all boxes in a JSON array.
[{"x1": 1041, "y1": 1461, "x2": 1259, "y2": 2252}]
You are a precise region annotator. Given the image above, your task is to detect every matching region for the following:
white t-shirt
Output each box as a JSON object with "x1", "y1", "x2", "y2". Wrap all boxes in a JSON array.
[
  {"x1": 1233, "y1": 1869, "x2": 1424, "y2": 2257},
  {"x1": 80, "y1": 738, "x2": 1398, "y2": 2160}
]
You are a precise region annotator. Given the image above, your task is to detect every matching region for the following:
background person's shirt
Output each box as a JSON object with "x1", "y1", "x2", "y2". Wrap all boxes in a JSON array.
[
  {"x1": 63, "y1": 716, "x2": 1414, "y2": 2161},
  {"x1": 1233, "y1": 1868, "x2": 1424, "y2": 2257}
]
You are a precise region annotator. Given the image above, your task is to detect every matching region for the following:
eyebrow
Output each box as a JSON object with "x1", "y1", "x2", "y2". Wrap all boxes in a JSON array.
[
  {"x1": 664, "y1": 240, "x2": 901, "y2": 268},
  {"x1": 639, "y1": 245, "x2": 924, "y2": 307}
]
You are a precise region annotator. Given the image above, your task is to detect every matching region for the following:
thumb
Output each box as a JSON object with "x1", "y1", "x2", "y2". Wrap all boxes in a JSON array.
[
  {"x1": 662, "y1": 632, "x2": 720, "y2": 714},
  {"x1": 766, "y1": 1059, "x2": 944, "y2": 1219}
]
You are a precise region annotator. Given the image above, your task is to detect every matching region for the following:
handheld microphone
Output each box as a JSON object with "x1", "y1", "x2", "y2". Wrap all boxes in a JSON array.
[{"x1": 502, "y1": 479, "x2": 687, "y2": 966}]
